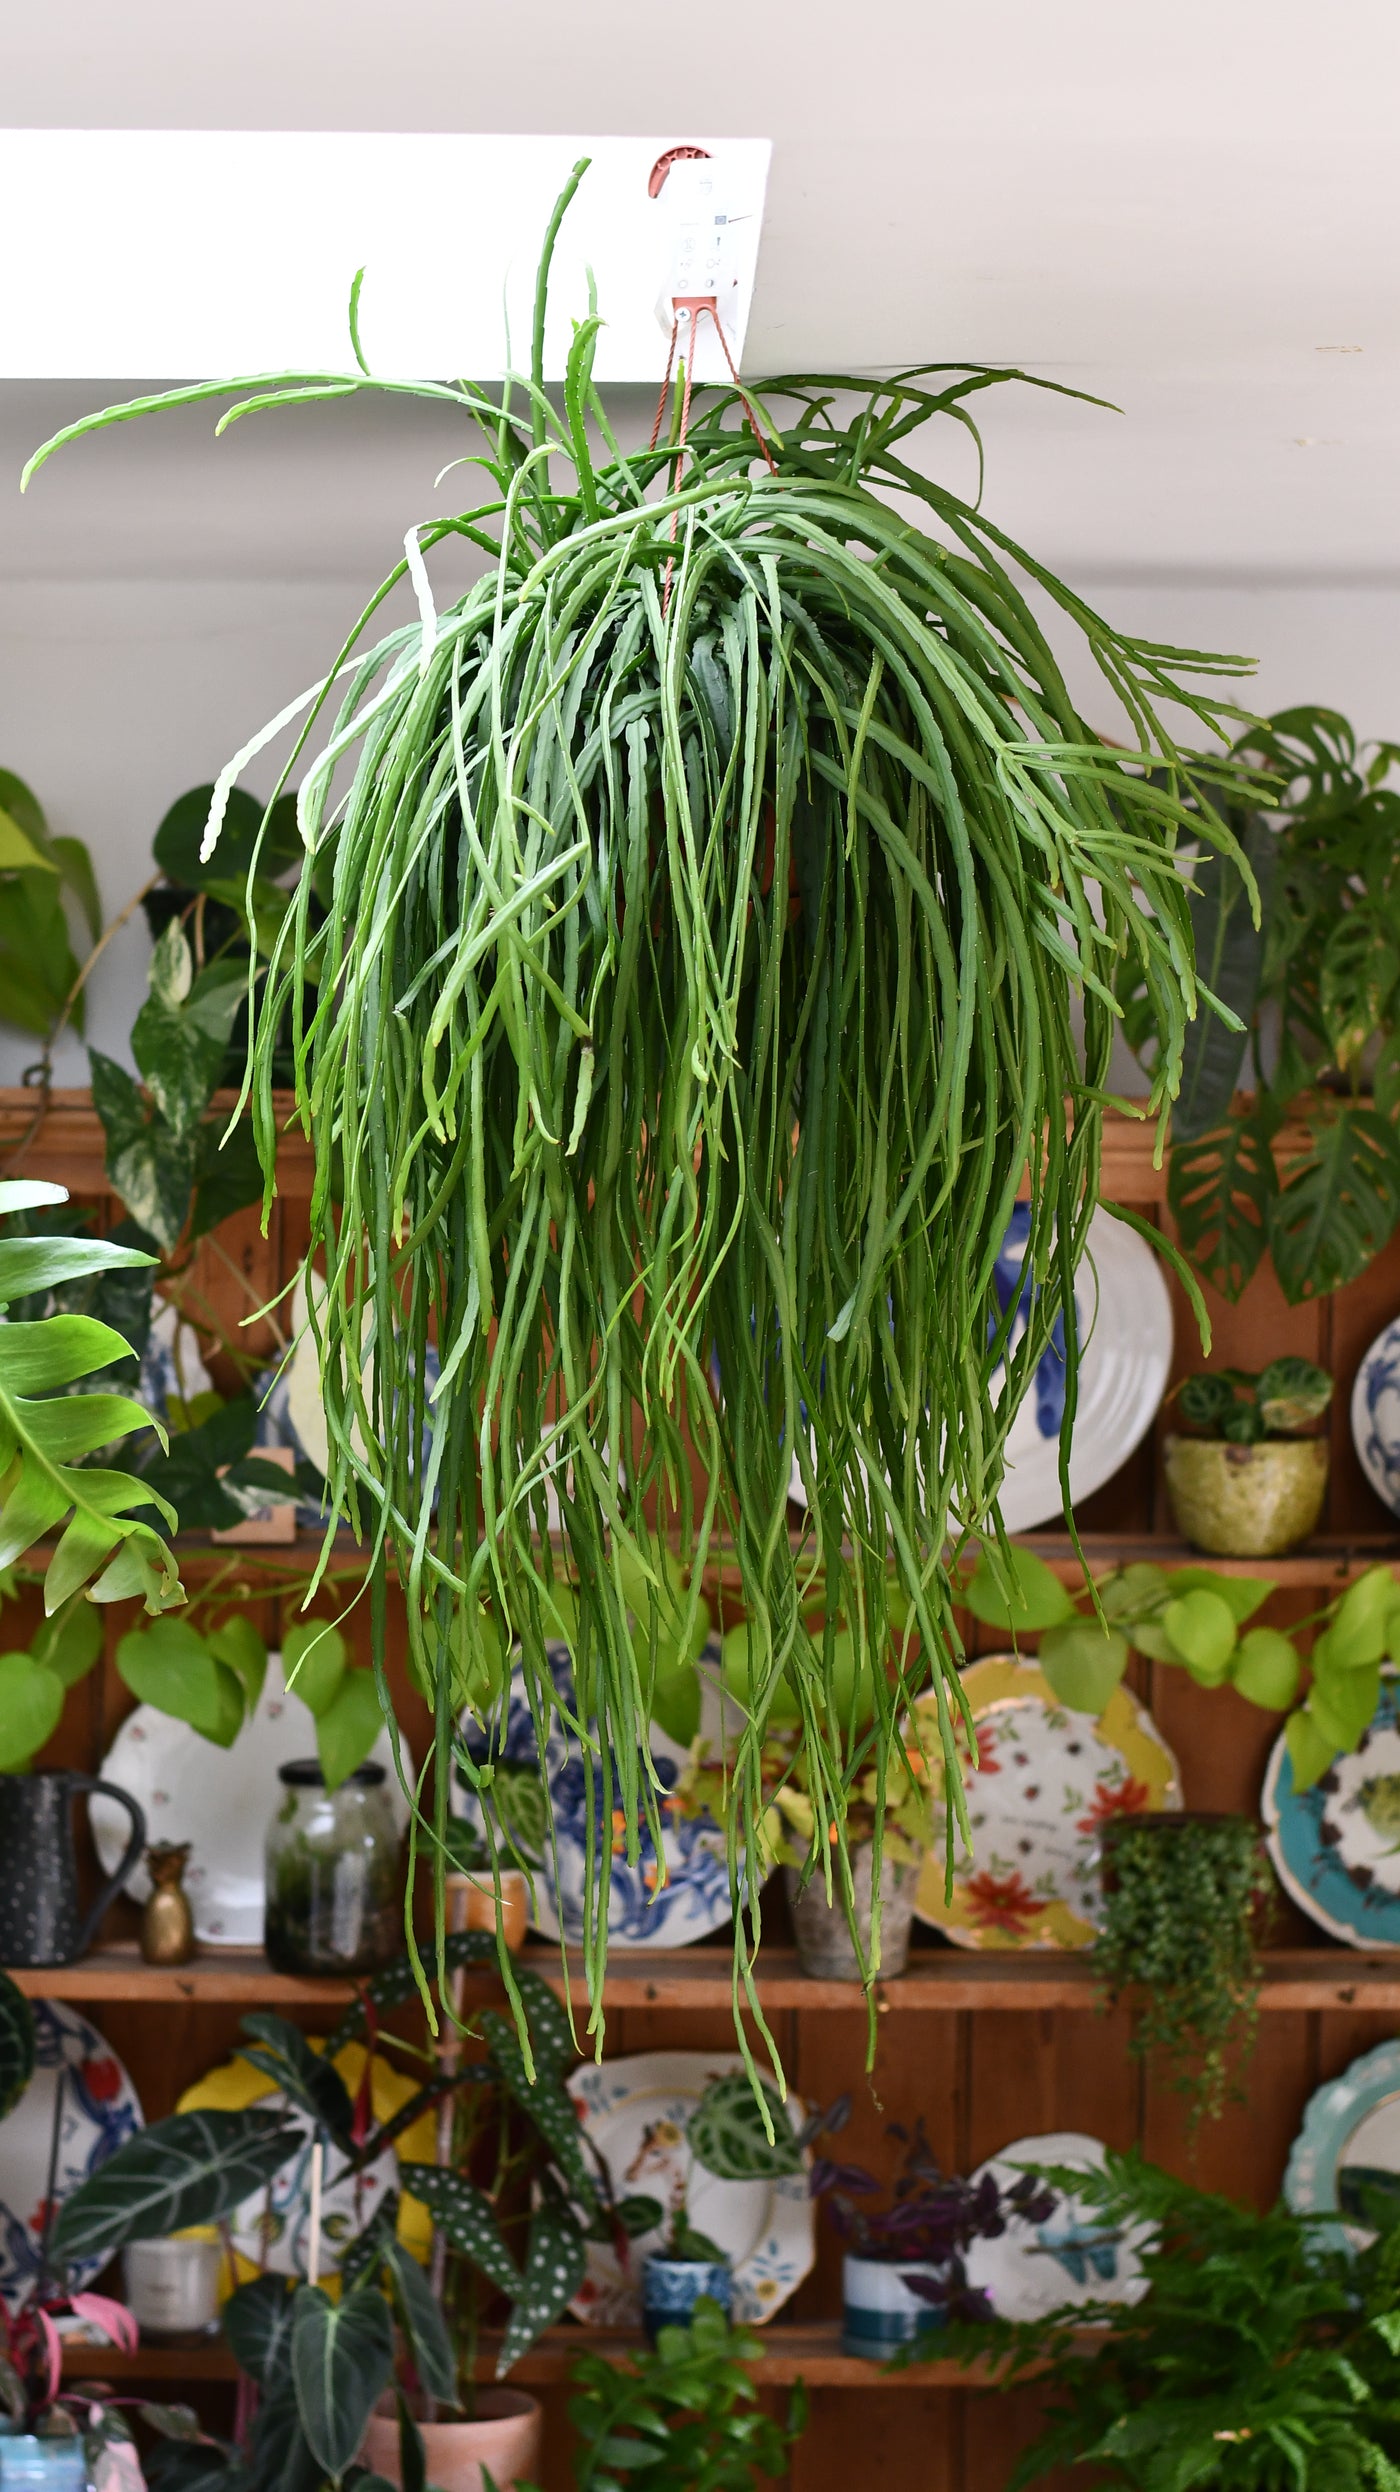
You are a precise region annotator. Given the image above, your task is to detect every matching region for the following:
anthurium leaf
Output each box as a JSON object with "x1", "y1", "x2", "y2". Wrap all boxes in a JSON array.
[
  {"x1": 222, "y1": 2273, "x2": 297, "y2": 2393},
  {"x1": 291, "y1": 2283, "x2": 394, "y2": 2484},
  {"x1": 314, "y1": 1668, "x2": 383, "y2": 1790},
  {"x1": 1168, "y1": 1111, "x2": 1277, "y2": 1304},
  {"x1": 51, "y1": 2108, "x2": 300, "y2": 2265},
  {"x1": 0, "y1": 1652, "x2": 64, "y2": 1768},
  {"x1": 283, "y1": 1619, "x2": 348, "y2": 1717},
  {"x1": 394, "y1": 2164, "x2": 521, "y2": 2297},
  {"x1": 381, "y1": 2235, "x2": 455, "y2": 2404},
  {"x1": 1037, "y1": 1619, "x2": 1129, "y2": 1714},
  {"x1": 1272, "y1": 1107, "x2": 1400, "y2": 1304},
  {"x1": 962, "y1": 1546, "x2": 1076, "y2": 1633},
  {"x1": 118, "y1": 1619, "x2": 244, "y2": 1743},
  {"x1": 494, "y1": 2203, "x2": 587, "y2": 2378},
  {"x1": 0, "y1": 1968, "x2": 35, "y2": 2121},
  {"x1": 687, "y1": 2071, "x2": 803, "y2": 2181},
  {"x1": 236, "y1": 2016, "x2": 355, "y2": 2150}
]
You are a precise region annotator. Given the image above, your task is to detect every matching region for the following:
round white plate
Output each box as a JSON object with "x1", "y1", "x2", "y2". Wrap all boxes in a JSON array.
[
  {"x1": 454, "y1": 1645, "x2": 735, "y2": 1950},
  {"x1": 964, "y1": 2131, "x2": 1152, "y2": 2320},
  {"x1": 1351, "y1": 1316, "x2": 1400, "y2": 1520},
  {"x1": 1262, "y1": 1680, "x2": 1400, "y2": 1950},
  {"x1": 0, "y1": 2003, "x2": 143, "y2": 2307},
  {"x1": 1286, "y1": 2040, "x2": 1400, "y2": 2253},
  {"x1": 566, "y1": 2051, "x2": 814, "y2": 2327},
  {"x1": 91, "y1": 1653, "x2": 412, "y2": 1945},
  {"x1": 786, "y1": 1206, "x2": 1171, "y2": 1532},
  {"x1": 913, "y1": 1657, "x2": 1183, "y2": 1950}
]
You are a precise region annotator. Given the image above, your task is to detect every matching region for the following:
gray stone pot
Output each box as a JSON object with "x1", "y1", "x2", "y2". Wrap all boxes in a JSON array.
[{"x1": 784, "y1": 1842, "x2": 922, "y2": 1979}]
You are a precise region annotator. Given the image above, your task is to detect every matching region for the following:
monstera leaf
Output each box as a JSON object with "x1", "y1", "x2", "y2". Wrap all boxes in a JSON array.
[
  {"x1": 0, "y1": 1970, "x2": 35, "y2": 2121},
  {"x1": 1271, "y1": 1107, "x2": 1400, "y2": 1301},
  {"x1": 50, "y1": 2108, "x2": 300, "y2": 2266},
  {"x1": 0, "y1": 1179, "x2": 183, "y2": 1615}
]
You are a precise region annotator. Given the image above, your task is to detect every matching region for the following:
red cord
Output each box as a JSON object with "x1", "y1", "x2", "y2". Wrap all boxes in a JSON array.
[{"x1": 649, "y1": 298, "x2": 776, "y2": 615}]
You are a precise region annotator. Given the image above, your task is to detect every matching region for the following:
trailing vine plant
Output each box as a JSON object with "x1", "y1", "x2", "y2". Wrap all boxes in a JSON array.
[
  {"x1": 22, "y1": 165, "x2": 1256, "y2": 2070},
  {"x1": 1093, "y1": 1815, "x2": 1272, "y2": 2127}
]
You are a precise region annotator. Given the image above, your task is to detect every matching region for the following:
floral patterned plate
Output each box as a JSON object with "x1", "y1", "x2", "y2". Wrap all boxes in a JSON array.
[
  {"x1": 0, "y1": 2004, "x2": 143, "y2": 2307},
  {"x1": 1262, "y1": 1677, "x2": 1400, "y2": 1949},
  {"x1": 912, "y1": 1656, "x2": 1183, "y2": 1950},
  {"x1": 565, "y1": 2051, "x2": 814, "y2": 2327},
  {"x1": 453, "y1": 1643, "x2": 736, "y2": 1950}
]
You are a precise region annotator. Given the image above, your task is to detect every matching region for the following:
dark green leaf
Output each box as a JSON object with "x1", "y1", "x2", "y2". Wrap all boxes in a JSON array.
[
  {"x1": 223, "y1": 2273, "x2": 298, "y2": 2392},
  {"x1": 687, "y1": 2071, "x2": 803, "y2": 2180},
  {"x1": 1169, "y1": 1111, "x2": 1277, "y2": 1304},
  {"x1": 315, "y1": 1669, "x2": 384, "y2": 1790},
  {"x1": 495, "y1": 2203, "x2": 587, "y2": 2376},
  {"x1": 382, "y1": 2234, "x2": 456, "y2": 2403},
  {"x1": 395, "y1": 2163, "x2": 521, "y2": 2296},
  {"x1": 51, "y1": 2108, "x2": 300, "y2": 2264},
  {"x1": 291, "y1": 2284, "x2": 394, "y2": 2483},
  {"x1": 1272, "y1": 1107, "x2": 1400, "y2": 1302},
  {"x1": 117, "y1": 1619, "x2": 245, "y2": 1744},
  {"x1": 190, "y1": 1115, "x2": 264, "y2": 1240},
  {"x1": 480, "y1": 2012, "x2": 597, "y2": 2211},
  {"x1": 237, "y1": 2015, "x2": 356, "y2": 2149},
  {"x1": 0, "y1": 1968, "x2": 35, "y2": 2119},
  {"x1": 90, "y1": 1050, "x2": 196, "y2": 1250},
  {"x1": 1171, "y1": 813, "x2": 1272, "y2": 1144}
]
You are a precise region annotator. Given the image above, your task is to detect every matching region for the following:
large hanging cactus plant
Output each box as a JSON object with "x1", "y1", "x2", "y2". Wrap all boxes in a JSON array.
[{"x1": 24, "y1": 166, "x2": 1252, "y2": 2066}]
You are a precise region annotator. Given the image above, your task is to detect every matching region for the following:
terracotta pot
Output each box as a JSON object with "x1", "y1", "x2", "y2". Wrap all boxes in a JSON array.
[
  {"x1": 452, "y1": 1868, "x2": 531, "y2": 1954},
  {"x1": 361, "y1": 2393, "x2": 542, "y2": 2492},
  {"x1": 1163, "y1": 1434, "x2": 1327, "y2": 1557},
  {"x1": 784, "y1": 1842, "x2": 921, "y2": 1979}
]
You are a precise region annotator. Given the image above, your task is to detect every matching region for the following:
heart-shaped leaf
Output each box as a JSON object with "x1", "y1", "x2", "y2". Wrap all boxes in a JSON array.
[
  {"x1": 1037, "y1": 1620, "x2": 1130, "y2": 1715},
  {"x1": 291, "y1": 2284, "x2": 394, "y2": 2483}
]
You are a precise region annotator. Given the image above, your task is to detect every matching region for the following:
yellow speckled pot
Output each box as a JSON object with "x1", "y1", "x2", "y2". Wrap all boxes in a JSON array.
[{"x1": 1163, "y1": 1435, "x2": 1328, "y2": 1557}]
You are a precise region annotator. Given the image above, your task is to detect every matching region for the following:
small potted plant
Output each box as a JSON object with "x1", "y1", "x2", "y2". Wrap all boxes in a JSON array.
[
  {"x1": 1095, "y1": 1814, "x2": 1272, "y2": 2126},
  {"x1": 566, "y1": 2297, "x2": 806, "y2": 2492},
  {"x1": 638, "y1": 2195, "x2": 733, "y2": 2345},
  {"x1": 1163, "y1": 1358, "x2": 1333, "y2": 1556},
  {"x1": 810, "y1": 2110, "x2": 1056, "y2": 2357}
]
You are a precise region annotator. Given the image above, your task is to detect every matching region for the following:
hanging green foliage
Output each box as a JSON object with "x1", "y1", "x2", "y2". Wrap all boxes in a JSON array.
[{"x1": 23, "y1": 165, "x2": 1254, "y2": 2064}]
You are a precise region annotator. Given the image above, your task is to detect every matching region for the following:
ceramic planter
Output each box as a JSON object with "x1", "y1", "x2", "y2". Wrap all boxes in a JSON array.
[
  {"x1": 361, "y1": 2393, "x2": 542, "y2": 2492},
  {"x1": 784, "y1": 1842, "x2": 922, "y2": 1980},
  {"x1": 1163, "y1": 1434, "x2": 1327, "y2": 1557},
  {"x1": 641, "y1": 2254, "x2": 733, "y2": 2344},
  {"x1": 455, "y1": 1867, "x2": 530, "y2": 1955},
  {"x1": 841, "y1": 2251, "x2": 948, "y2": 2358},
  {"x1": 0, "y1": 2442, "x2": 88, "y2": 2492}
]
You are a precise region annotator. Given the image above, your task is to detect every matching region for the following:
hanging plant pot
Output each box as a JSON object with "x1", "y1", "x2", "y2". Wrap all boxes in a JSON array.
[
  {"x1": 24, "y1": 164, "x2": 1253, "y2": 2046},
  {"x1": 1164, "y1": 1434, "x2": 1328, "y2": 1557},
  {"x1": 784, "y1": 1842, "x2": 922, "y2": 1981},
  {"x1": 362, "y1": 2395, "x2": 542, "y2": 2492}
]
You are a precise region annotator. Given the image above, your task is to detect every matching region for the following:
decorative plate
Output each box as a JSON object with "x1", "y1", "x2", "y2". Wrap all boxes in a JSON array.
[
  {"x1": 964, "y1": 2131, "x2": 1152, "y2": 2320},
  {"x1": 0, "y1": 2004, "x2": 143, "y2": 2307},
  {"x1": 786, "y1": 1206, "x2": 1172, "y2": 1531},
  {"x1": 253, "y1": 1275, "x2": 442, "y2": 1530},
  {"x1": 1263, "y1": 1681, "x2": 1400, "y2": 1949},
  {"x1": 454, "y1": 1644, "x2": 735, "y2": 1950},
  {"x1": 179, "y1": 2040, "x2": 435, "y2": 2285},
  {"x1": 1285, "y1": 2041, "x2": 1400, "y2": 2253},
  {"x1": 912, "y1": 1656, "x2": 1183, "y2": 1950},
  {"x1": 90, "y1": 1653, "x2": 412, "y2": 1945},
  {"x1": 1351, "y1": 1317, "x2": 1400, "y2": 1520},
  {"x1": 565, "y1": 2051, "x2": 814, "y2": 2327}
]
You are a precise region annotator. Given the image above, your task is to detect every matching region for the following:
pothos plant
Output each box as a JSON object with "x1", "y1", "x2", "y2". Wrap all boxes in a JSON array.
[
  {"x1": 23, "y1": 161, "x2": 1258, "y2": 2061},
  {"x1": 1119, "y1": 704, "x2": 1400, "y2": 1304}
]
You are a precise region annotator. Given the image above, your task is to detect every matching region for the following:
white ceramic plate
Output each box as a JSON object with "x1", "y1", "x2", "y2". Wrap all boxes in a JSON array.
[
  {"x1": 786, "y1": 1206, "x2": 1172, "y2": 1532},
  {"x1": 0, "y1": 2004, "x2": 143, "y2": 2307},
  {"x1": 566, "y1": 2051, "x2": 814, "y2": 2327},
  {"x1": 1351, "y1": 1316, "x2": 1400, "y2": 1521},
  {"x1": 913, "y1": 1657, "x2": 1183, "y2": 1950},
  {"x1": 91, "y1": 1653, "x2": 412, "y2": 1945},
  {"x1": 964, "y1": 2131, "x2": 1152, "y2": 2320},
  {"x1": 454, "y1": 1645, "x2": 736, "y2": 1950}
]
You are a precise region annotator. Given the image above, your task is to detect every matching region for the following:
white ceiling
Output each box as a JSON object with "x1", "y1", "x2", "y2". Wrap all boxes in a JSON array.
[{"x1": 0, "y1": 0, "x2": 1396, "y2": 587}]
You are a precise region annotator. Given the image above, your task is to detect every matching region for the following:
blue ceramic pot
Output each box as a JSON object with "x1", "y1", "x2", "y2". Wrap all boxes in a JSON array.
[
  {"x1": 641, "y1": 2255, "x2": 733, "y2": 2344},
  {"x1": 841, "y1": 2252, "x2": 949, "y2": 2358},
  {"x1": 0, "y1": 2438, "x2": 89, "y2": 2492}
]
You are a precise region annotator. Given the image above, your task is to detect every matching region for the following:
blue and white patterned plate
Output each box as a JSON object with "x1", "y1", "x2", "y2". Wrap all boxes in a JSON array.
[
  {"x1": 0, "y1": 2005, "x2": 143, "y2": 2307},
  {"x1": 1286, "y1": 2041, "x2": 1400, "y2": 2252},
  {"x1": 786, "y1": 1206, "x2": 1172, "y2": 1533},
  {"x1": 1352, "y1": 1317, "x2": 1400, "y2": 1520},
  {"x1": 454, "y1": 1644, "x2": 735, "y2": 1949},
  {"x1": 1263, "y1": 1680, "x2": 1400, "y2": 1949},
  {"x1": 566, "y1": 2051, "x2": 814, "y2": 2327}
]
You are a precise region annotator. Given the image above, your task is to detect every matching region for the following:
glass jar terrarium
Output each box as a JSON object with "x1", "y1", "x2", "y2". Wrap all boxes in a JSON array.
[{"x1": 264, "y1": 1761, "x2": 402, "y2": 1976}]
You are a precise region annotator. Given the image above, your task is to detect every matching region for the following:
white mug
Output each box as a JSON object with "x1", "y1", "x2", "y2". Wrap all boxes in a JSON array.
[{"x1": 121, "y1": 2237, "x2": 222, "y2": 2337}]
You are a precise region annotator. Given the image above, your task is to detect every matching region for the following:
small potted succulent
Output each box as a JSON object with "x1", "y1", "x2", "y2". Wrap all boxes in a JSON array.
[
  {"x1": 1095, "y1": 1813, "x2": 1273, "y2": 2127},
  {"x1": 1163, "y1": 1358, "x2": 1333, "y2": 1557},
  {"x1": 810, "y1": 2108, "x2": 1056, "y2": 2357}
]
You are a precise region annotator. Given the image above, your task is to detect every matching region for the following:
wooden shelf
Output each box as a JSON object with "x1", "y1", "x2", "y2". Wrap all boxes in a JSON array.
[
  {"x1": 18, "y1": 1941, "x2": 1400, "y2": 2014},
  {"x1": 1011, "y1": 1532, "x2": 1400, "y2": 1589},
  {"x1": 59, "y1": 2319, "x2": 1056, "y2": 2391}
]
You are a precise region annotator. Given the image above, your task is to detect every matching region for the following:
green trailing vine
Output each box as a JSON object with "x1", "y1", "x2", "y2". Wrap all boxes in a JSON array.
[
  {"x1": 1093, "y1": 1815, "x2": 1272, "y2": 2127},
  {"x1": 23, "y1": 164, "x2": 1258, "y2": 2065}
]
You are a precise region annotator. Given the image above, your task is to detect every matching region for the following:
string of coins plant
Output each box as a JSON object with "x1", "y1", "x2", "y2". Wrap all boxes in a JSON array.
[{"x1": 22, "y1": 164, "x2": 1257, "y2": 2068}]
